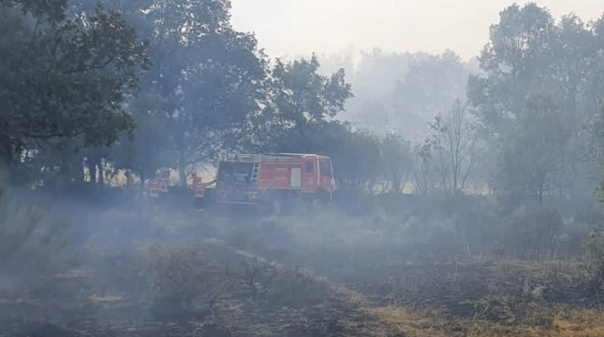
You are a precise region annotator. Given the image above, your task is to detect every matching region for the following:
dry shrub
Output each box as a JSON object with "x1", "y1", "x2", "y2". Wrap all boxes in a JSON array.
[
  {"x1": 141, "y1": 245, "x2": 211, "y2": 321},
  {"x1": 237, "y1": 257, "x2": 284, "y2": 298},
  {"x1": 584, "y1": 231, "x2": 604, "y2": 293},
  {"x1": 502, "y1": 208, "x2": 564, "y2": 259},
  {"x1": 267, "y1": 267, "x2": 332, "y2": 307},
  {"x1": 232, "y1": 256, "x2": 331, "y2": 308}
]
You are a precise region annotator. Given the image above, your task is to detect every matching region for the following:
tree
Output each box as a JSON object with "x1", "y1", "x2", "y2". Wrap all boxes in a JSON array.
[
  {"x1": 109, "y1": 92, "x2": 169, "y2": 189},
  {"x1": 410, "y1": 140, "x2": 438, "y2": 195},
  {"x1": 380, "y1": 133, "x2": 413, "y2": 193},
  {"x1": 0, "y1": 0, "x2": 149, "y2": 180},
  {"x1": 331, "y1": 127, "x2": 383, "y2": 192},
  {"x1": 70, "y1": 0, "x2": 270, "y2": 186},
  {"x1": 169, "y1": 28, "x2": 268, "y2": 185},
  {"x1": 468, "y1": 3, "x2": 558, "y2": 135},
  {"x1": 148, "y1": 0, "x2": 267, "y2": 186},
  {"x1": 494, "y1": 93, "x2": 570, "y2": 204},
  {"x1": 256, "y1": 55, "x2": 352, "y2": 153},
  {"x1": 422, "y1": 100, "x2": 480, "y2": 195},
  {"x1": 469, "y1": 3, "x2": 604, "y2": 203}
]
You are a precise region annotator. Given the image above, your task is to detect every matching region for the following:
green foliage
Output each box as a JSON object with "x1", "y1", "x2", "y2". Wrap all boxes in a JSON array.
[
  {"x1": 4, "y1": 0, "x2": 604, "y2": 213},
  {"x1": 73, "y1": 0, "x2": 269, "y2": 185},
  {"x1": 469, "y1": 3, "x2": 604, "y2": 202},
  {"x1": 331, "y1": 127, "x2": 383, "y2": 191},
  {"x1": 494, "y1": 93, "x2": 570, "y2": 202},
  {"x1": 0, "y1": 1, "x2": 149, "y2": 164},
  {"x1": 469, "y1": 3, "x2": 558, "y2": 132},
  {"x1": 256, "y1": 55, "x2": 353, "y2": 153}
]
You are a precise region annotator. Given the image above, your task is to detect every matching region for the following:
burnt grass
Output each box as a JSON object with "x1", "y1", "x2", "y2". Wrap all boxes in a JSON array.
[
  {"x1": 0, "y1": 240, "x2": 403, "y2": 337},
  {"x1": 216, "y1": 217, "x2": 604, "y2": 327},
  {"x1": 3, "y1": 209, "x2": 604, "y2": 336}
]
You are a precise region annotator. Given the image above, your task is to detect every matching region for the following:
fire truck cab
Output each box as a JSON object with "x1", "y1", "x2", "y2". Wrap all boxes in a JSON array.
[{"x1": 213, "y1": 153, "x2": 335, "y2": 211}]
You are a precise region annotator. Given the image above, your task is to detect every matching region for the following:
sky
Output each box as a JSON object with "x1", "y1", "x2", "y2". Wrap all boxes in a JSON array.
[{"x1": 230, "y1": 0, "x2": 604, "y2": 61}]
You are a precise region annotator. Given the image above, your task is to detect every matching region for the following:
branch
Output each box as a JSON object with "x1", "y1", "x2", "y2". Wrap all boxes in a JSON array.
[{"x1": 61, "y1": 56, "x2": 117, "y2": 74}]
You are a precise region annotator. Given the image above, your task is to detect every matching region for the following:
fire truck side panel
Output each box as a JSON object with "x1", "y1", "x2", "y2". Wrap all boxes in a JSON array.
[
  {"x1": 257, "y1": 158, "x2": 321, "y2": 194},
  {"x1": 257, "y1": 163, "x2": 299, "y2": 190}
]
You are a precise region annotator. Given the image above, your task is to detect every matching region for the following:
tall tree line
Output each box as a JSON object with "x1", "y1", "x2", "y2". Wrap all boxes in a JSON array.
[
  {"x1": 4, "y1": 0, "x2": 604, "y2": 206},
  {"x1": 319, "y1": 3, "x2": 604, "y2": 203},
  {"x1": 0, "y1": 0, "x2": 389, "y2": 192},
  {"x1": 469, "y1": 3, "x2": 604, "y2": 204}
]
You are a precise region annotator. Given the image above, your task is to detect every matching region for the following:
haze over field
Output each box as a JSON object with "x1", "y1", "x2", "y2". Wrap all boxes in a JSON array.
[{"x1": 232, "y1": 0, "x2": 604, "y2": 60}]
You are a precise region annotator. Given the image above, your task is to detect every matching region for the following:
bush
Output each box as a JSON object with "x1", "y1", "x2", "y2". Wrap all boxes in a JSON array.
[
  {"x1": 502, "y1": 207, "x2": 564, "y2": 259},
  {"x1": 236, "y1": 257, "x2": 284, "y2": 298},
  {"x1": 229, "y1": 254, "x2": 331, "y2": 308},
  {"x1": 142, "y1": 245, "x2": 207, "y2": 321}
]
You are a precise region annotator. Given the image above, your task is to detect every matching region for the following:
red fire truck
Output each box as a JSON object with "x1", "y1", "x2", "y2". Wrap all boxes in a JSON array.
[{"x1": 206, "y1": 153, "x2": 336, "y2": 213}]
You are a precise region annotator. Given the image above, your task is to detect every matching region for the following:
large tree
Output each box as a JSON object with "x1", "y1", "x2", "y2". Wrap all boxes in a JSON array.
[
  {"x1": 70, "y1": 0, "x2": 269, "y2": 186},
  {"x1": 0, "y1": 0, "x2": 149, "y2": 182},
  {"x1": 494, "y1": 93, "x2": 570, "y2": 204},
  {"x1": 469, "y1": 3, "x2": 604, "y2": 201},
  {"x1": 468, "y1": 3, "x2": 558, "y2": 135},
  {"x1": 256, "y1": 55, "x2": 352, "y2": 153}
]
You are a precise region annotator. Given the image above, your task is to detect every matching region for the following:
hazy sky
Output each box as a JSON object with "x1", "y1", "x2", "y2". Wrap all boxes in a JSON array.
[{"x1": 231, "y1": 0, "x2": 604, "y2": 61}]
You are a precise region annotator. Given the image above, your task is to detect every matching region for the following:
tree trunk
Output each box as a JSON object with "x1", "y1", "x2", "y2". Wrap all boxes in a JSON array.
[
  {"x1": 98, "y1": 161, "x2": 105, "y2": 187},
  {"x1": 74, "y1": 157, "x2": 85, "y2": 185},
  {"x1": 87, "y1": 158, "x2": 97, "y2": 185},
  {"x1": 140, "y1": 170, "x2": 146, "y2": 192},
  {"x1": 178, "y1": 164, "x2": 187, "y2": 188}
]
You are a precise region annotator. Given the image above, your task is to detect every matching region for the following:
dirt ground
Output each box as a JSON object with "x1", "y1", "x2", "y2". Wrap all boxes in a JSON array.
[{"x1": 2, "y1": 210, "x2": 604, "y2": 337}]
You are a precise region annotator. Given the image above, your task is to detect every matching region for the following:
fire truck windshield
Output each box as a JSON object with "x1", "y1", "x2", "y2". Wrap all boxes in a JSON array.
[{"x1": 319, "y1": 158, "x2": 332, "y2": 178}]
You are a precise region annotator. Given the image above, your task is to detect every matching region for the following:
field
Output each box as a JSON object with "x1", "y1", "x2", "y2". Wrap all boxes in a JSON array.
[{"x1": 1, "y1": 202, "x2": 604, "y2": 337}]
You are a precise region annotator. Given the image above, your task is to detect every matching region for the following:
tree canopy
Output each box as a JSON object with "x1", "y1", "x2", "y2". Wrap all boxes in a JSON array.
[{"x1": 0, "y1": 0, "x2": 149, "y2": 166}]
